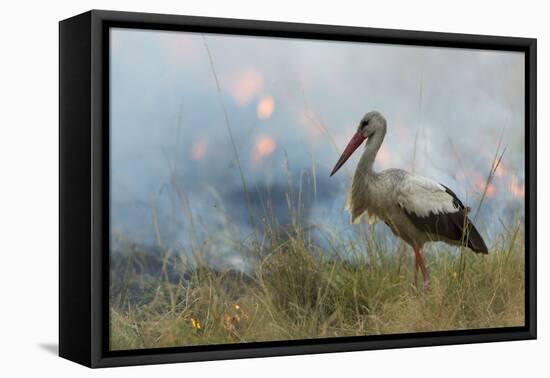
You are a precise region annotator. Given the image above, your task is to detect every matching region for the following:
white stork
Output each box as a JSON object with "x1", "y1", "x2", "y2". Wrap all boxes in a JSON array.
[{"x1": 330, "y1": 111, "x2": 488, "y2": 286}]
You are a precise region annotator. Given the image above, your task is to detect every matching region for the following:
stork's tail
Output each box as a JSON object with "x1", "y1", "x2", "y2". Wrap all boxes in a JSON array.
[{"x1": 465, "y1": 218, "x2": 488, "y2": 254}]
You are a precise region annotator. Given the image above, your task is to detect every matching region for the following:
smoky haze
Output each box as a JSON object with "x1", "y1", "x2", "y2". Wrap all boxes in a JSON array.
[{"x1": 110, "y1": 28, "x2": 525, "y2": 259}]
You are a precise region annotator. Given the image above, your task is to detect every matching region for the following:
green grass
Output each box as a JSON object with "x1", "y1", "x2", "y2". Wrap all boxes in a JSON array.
[{"x1": 110, "y1": 219, "x2": 524, "y2": 351}]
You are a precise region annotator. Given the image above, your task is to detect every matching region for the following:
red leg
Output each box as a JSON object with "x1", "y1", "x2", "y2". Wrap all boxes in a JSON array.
[
  {"x1": 413, "y1": 246, "x2": 430, "y2": 288},
  {"x1": 413, "y1": 248, "x2": 420, "y2": 286}
]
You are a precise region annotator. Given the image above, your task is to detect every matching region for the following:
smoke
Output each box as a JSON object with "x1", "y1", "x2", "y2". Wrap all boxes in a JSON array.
[{"x1": 110, "y1": 28, "x2": 525, "y2": 254}]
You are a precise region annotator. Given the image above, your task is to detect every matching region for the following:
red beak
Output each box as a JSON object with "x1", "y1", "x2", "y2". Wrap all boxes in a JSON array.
[{"x1": 330, "y1": 131, "x2": 366, "y2": 176}]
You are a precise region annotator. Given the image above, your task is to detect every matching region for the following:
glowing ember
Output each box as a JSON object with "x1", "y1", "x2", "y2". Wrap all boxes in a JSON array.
[
  {"x1": 257, "y1": 96, "x2": 275, "y2": 120},
  {"x1": 485, "y1": 183, "x2": 496, "y2": 198},
  {"x1": 510, "y1": 176, "x2": 525, "y2": 199},
  {"x1": 191, "y1": 141, "x2": 207, "y2": 161},
  {"x1": 229, "y1": 68, "x2": 264, "y2": 106},
  {"x1": 492, "y1": 160, "x2": 505, "y2": 177},
  {"x1": 252, "y1": 136, "x2": 276, "y2": 162},
  {"x1": 471, "y1": 172, "x2": 496, "y2": 198}
]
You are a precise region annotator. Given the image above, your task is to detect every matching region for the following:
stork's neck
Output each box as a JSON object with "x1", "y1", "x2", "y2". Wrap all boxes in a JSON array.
[{"x1": 357, "y1": 129, "x2": 385, "y2": 176}]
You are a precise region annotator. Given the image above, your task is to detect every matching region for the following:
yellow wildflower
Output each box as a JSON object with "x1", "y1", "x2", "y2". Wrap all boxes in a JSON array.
[{"x1": 191, "y1": 318, "x2": 202, "y2": 329}]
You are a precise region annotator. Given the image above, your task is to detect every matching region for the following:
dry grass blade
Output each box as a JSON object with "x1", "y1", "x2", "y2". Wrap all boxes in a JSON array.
[{"x1": 202, "y1": 35, "x2": 258, "y2": 245}]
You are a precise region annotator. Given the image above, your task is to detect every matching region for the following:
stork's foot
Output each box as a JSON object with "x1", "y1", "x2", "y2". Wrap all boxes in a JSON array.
[
  {"x1": 413, "y1": 271, "x2": 431, "y2": 289},
  {"x1": 422, "y1": 274, "x2": 431, "y2": 289}
]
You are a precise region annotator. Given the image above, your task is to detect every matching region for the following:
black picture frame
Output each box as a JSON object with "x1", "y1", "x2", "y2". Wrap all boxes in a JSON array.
[{"x1": 59, "y1": 9, "x2": 537, "y2": 368}]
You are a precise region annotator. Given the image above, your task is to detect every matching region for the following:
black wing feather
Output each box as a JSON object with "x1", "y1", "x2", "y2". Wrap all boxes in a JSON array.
[
  {"x1": 440, "y1": 184, "x2": 463, "y2": 208},
  {"x1": 404, "y1": 183, "x2": 488, "y2": 254}
]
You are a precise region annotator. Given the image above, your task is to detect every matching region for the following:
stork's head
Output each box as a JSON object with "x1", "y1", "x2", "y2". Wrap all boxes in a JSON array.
[
  {"x1": 358, "y1": 111, "x2": 387, "y2": 138},
  {"x1": 330, "y1": 111, "x2": 387, "y2": 176}
]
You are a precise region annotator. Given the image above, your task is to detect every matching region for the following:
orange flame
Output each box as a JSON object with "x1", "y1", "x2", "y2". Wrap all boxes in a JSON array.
[
  {"x1": 471, "y1": 172, "x2": 496, "y2": 198},
  {"x1": 191, "y1": 141, "x2": 207, "y2": 161},
  {"x1": 257, "y1": 96, "x2": 275, "y2": 120},
  {"x1": 485, "y1": 183, "x2": 497, "y2": 198},
  {"x1": 510, "y1": 176, "x2": 525, "y2": 199},
  {"x1": 252, "y1": 136, "x2": 276, "y2": 162},
  {"x1": 492, "y1": 160, "x2": 505, "y2": 177},
  {"x1": 229, "y1": 68, "x2": 264, "y2": 106}
]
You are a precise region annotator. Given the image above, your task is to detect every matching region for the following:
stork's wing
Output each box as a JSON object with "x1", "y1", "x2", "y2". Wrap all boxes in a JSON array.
[{"x1": 396, "y1": 175, "x2": 488, "y2": 254}]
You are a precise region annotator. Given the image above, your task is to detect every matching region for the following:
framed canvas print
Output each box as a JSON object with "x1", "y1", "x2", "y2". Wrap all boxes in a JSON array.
[{"x1": 59, "y1": 10, "x2": 537, "y2": 368}]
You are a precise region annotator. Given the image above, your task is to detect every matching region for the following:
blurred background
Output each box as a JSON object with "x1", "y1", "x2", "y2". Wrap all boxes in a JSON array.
[{"x1": 110, "y1": 27, "x2": 525, "y2": 267}]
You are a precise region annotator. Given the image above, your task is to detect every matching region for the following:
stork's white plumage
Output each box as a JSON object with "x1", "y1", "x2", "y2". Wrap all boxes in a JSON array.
[
  {"x1": 331, "y1": 111, "x2": 488, "y2": 286},
  {"x1": 396, "y1": 175, "x2": 459, "y2": 217}
]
